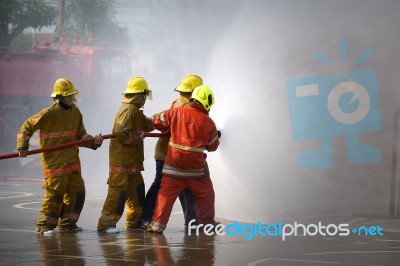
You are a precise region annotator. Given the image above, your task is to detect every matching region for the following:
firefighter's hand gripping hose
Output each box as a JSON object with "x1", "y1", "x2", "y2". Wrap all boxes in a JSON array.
[{"x1": 0, "y1": 132, "x2": 169, "y2": 160}]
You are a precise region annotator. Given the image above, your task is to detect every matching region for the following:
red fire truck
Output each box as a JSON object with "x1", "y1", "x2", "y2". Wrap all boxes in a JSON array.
[{"x1": 0, "y1": 34, "x2": 132, "y2": 152}]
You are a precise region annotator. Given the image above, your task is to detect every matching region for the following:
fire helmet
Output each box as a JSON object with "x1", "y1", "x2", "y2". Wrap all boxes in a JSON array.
[
  {"x1": 124, "y1": 76, "x2": 152, "y2": 100},
  {"x1": 175, "y1": 74, "x2": 203, "y2": 93},
  {"x1": 51, "y1": 78, "x2": 78, "y2": 98},
  {"x1": 190, "y1": 85, "x2": 215, "y2": 112}
]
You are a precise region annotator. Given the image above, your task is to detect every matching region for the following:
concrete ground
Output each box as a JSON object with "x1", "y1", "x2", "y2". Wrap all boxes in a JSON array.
[{"x1": 1, "y1": 157, "x2": 400, "y2": 266}]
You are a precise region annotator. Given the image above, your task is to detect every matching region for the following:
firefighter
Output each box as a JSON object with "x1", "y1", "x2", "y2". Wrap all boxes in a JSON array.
[
  {"x1": 140, "y1": 74, "x2": 202, "y2": 229},
  {"x1": 97, "y1": 76, "x2": 154, "y2": 233},
  {"x1": 17, "y1": 78, "x2": 103, "y2": 234},
  {"x1": 149, "y1": 85, "x2": 220, "y2": 233}
]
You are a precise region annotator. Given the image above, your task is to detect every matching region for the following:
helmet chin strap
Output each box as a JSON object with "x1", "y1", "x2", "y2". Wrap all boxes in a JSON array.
[{"x1": 140, "y1": 98, "x2": 146, "y2": 111}]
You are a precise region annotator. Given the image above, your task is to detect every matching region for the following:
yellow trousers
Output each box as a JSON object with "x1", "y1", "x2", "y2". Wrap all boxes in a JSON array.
[
  {"x1": 97, "y1": 172, "x2": 145, "y2": 232},
  {"x1": 37, "y1": 172, "x2": 85, "y2": 230}
]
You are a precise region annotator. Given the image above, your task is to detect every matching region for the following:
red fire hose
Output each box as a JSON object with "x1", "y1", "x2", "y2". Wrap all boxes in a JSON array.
[{"x1": 0, "y1": 131, "x2": 168, "y2": 160}]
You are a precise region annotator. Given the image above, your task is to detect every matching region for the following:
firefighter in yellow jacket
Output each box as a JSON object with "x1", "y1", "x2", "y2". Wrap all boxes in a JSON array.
[
  {"x1": 17, "y1": 78, "x2": 103, "y2": 234},
  {"x1": 97, "y1": 76, "x2": 154, "y2": 233}
]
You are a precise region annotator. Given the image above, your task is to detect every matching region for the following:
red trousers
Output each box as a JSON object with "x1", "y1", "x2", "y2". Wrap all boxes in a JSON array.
[{"x1": 152, "y1": 175, "x2": 215, "y2": 229}]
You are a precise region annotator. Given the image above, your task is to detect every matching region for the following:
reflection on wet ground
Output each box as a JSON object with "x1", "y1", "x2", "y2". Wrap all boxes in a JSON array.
[
  {"x1": 2, "y1": 164, "x2": 400, "y2": 265},
  {"x1": 33, "y1": 229, "x2": 216, "y2": 265},
  {"x1": 0, "y1": 227, "x2": 215, "y2": 265}
]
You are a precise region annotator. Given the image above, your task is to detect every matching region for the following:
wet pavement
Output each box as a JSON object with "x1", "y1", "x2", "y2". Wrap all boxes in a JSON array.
[{"x1": 1, "y1": 159, "x2": 400, "y2": 265}]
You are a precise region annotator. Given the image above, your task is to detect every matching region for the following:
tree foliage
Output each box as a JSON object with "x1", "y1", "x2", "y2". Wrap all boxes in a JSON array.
[
  {"x1": 65, "y1": 0, "x2": 130, "y2": 47},
  {"x1": 0, "y1": 0, "x2": 56, "y2": 47}
]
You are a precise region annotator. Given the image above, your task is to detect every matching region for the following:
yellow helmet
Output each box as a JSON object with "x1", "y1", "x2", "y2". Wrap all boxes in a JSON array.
[
  {"x1": 51, "y1": 78, "x2": 78, "y2": 98},
  {"x1": 191, "y1": 85, "x2": 215, "y2": 112},
  {"x1": 124, "y1": 76, "x2": 152, "y2": 100},
  {"x1": 176, "y1": 74, "x2": 203, "y2": 93}
]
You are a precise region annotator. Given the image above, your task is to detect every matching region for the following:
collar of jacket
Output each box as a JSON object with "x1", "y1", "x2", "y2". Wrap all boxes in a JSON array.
[
  {"x1": 122, "y1": 94, "x2": 144, "y2": 108},
  {"x1": 58, "y1": 100, "x2": 73, "y2": 110},
  {"x1": 190, "y1": 101, "x2": 209, "y2": 114}
]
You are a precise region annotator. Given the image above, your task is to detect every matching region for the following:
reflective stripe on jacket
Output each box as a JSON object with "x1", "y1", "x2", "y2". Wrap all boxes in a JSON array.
[
  {"x1": 43, "y1": 163, "x2": 80, "y2": 177},
  {"x1": 109, "y1": 163, "x2": 144, "y2": 174},
  {"x1": 16, "y1": 102, "x2": 93, "y2": 177},
  {"x1": 153, "y1": 102, "x2": 219, "y2": 178}
]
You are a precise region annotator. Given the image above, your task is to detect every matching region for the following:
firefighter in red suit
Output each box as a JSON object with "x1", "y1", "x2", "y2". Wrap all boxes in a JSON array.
[{"x1": 149, "y1": 85, "x2": 220, "y2": 233}]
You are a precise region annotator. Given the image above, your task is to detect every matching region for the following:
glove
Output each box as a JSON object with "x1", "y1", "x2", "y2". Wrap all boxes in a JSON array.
[
  {"x1": 137, "y1": 131, "x2": 145, "y2": 139},
  {"x1": 152, "y1": 112, "x2": 161, "y2": 121},
  {"x1": 93, "y1": 134, "x2": 103, "y2": 148},
  {"x1": 217, "y1": 130, "x2": 222, "y2": 139},
  {"x1": 18, "y1": 149, "x2": 28, "y2": 157}
]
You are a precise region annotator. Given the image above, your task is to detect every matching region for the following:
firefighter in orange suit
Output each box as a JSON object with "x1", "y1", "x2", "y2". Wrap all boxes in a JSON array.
[
  {"x1": 97, "y1": 76, "x2": 154, "y2": 233},
  {"x1": 17, "y1": 78, "x2": 103, "y2": 234},
  {"x1": 149, "y1": 85, "x2": 220, "y2": 233},
  {"x1": 141, "y1": 74, "x2": 203, "y2": 229}
]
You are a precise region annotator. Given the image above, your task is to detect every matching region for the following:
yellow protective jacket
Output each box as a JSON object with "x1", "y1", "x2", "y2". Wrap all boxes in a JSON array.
[
  {"x1": 16, "y1": 102, "x2": 95, "y2": 177},
  {"x1": 109, "y1": 96, "x2": 154, "y2": 173},
  {"x1": 154, "y1": 95, "x2": 190, "y2": 160}
]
